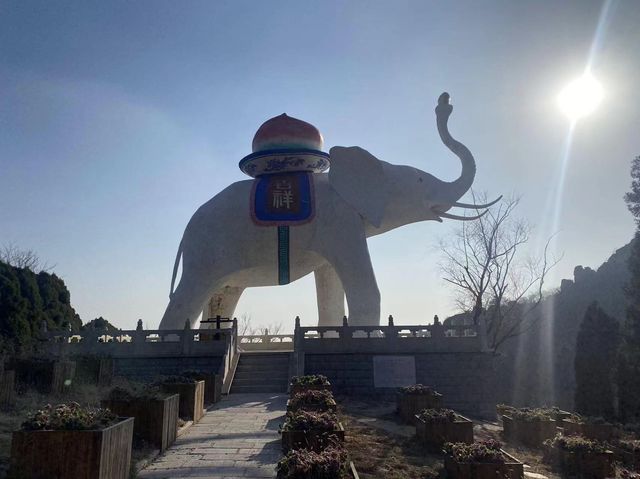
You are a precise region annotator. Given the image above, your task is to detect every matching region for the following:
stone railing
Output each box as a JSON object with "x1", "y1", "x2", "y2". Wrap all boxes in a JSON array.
[
  {"x1": 293, "y1": 316, "x2": 489, "y2": 355},
  {"x1": 238, "y1": 333, "x2": 294, "y2": 351},
  {"x1": 41, "y1": 320, "x2": 237, "y2": 359}
]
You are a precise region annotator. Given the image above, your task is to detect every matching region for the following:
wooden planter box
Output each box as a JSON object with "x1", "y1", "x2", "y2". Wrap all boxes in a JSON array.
[
  {"x1": 502, "y1": 415, "x2": 556, "y2": 447},
  {"x1": 184, "y1": 372, "x2": 221, "y2": 405},
  {"x1": 0, "y1": 370, "x2": 15, "y2": 408},
  {"x1": 562, "y1": 420, "x2": 617, "y2": 441},
  {"x1": 444, "y1": 449, "x2": 524, "y2": 479},
  {"x1": 286, "y1": 398, "x2": 337, "y2": 413},
  {"x1": 162, "y1": 381, "x2": 205, "y2": 423},
  {"x1": 397, "y1": 392, "x2": 442, "y2": 424},
  {"x1": 612, "y1": 444, "x2": 640, "y2": 470},
  {"x1": 74, "y1": 358, "x2": 114, "y2": 387},
  {"x1": 289, "y1": 383, "x2": 332, "y2": 396},
  {"x1": 281, "y1": 422, "x2": 345, "y2": 452},
  {"x1": 349, "y1": 461, "x2": 360, "y2": 479},
  {"x1": 276, "y1": 460, "x2": 359, "y2": 479},
  {"x1": 415, "y1": 413, "x2": 474, "y2": 449},
  {"x1": 545, "y1": 446, "x2": 614, "y2": 479},
  {"x1": 10, "y1": 417, "x2": 134, "y2": 479},
  {"x1": 102, "y1": 394, "x2": 179, "y2": 452},
  {"x1": 11, "y1": 359, "x2": 76, "y2": 395}
]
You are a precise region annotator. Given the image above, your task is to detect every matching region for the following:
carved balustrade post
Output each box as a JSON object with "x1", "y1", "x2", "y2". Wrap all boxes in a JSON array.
[{"x1": 431, "y1": 315, "x2": 445, "y2": 339}]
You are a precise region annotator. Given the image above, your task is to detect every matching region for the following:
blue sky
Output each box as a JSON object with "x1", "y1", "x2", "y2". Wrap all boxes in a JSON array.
[{"x1": 1, "y1": 1, "x2": 639, "y2": 331}]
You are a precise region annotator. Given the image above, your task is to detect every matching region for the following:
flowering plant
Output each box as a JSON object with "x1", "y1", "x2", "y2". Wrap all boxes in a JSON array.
[
  {"x1": 22, "y1": 402, "x2": 118, "y2": 431},
  {"x1": 544, "y1": 434, "x2": 608, "y2": 453},
  {"x1": 288, "y1": 390, "x2": 336, "y2": 412},
  {"x1": 281, "y1": 411, "x2": 339, "y2": 432},
  {"x1": 290, "y1": 375, "x2": 330, "y2": 387},
  {"x1": 276, "y1": 446, "x2": 348, "y2": 478},
  {"x1": 108, "y1": 384, "x2": 165, "y2": 401},
  {"x1": 509, "y1": 408, "x2": 555, "y2": 422},
  {"x1": 417, "y1": 408, "x2": 456, "y2": 423},
  {"x1": 444, "y1": 440, "x2": 505, "y2": 464},
  {"x1": 399, "y1": 384, "x2": 439, "y2": 396},
  {"x1": 617, "y1": 439, "x2": 640, "y2": 453}
]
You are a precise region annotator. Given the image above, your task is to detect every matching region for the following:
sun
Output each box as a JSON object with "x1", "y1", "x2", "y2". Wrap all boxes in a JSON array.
[{"x1": 557, "y1": 73, "x2": 604, "y2": 121}]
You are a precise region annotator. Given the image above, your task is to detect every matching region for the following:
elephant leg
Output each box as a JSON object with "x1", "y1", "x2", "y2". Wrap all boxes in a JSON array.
[
  {"x1": 319, "y1": 235, "x2": 381, "y2": 327},
  {"x1": 159, "y1": 269, "x2": 224, "y2": 330},
  {"x1": 314, "y1": 264, "x2": 345, "y2": 327},
  {"x1": 201, "y1": 286, "x2": 245, "y2": 329}
]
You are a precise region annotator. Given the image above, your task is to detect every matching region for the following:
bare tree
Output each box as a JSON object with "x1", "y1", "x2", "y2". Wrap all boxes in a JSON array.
[
  {"x1": 0, "y1": 243, "x2": 53, "y2": 272},
  {"x1": 439, "y1": 194, "x2": 560, "y2": 351},
  {"x1": 237, "y1": 312, "x2": 283, "y2": 336}
]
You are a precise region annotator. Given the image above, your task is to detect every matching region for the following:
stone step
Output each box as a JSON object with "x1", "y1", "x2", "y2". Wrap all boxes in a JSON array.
[
  {"x1": 230, "y1": 353, "x2": 291, "y2": 394},
  {"x1": 239, "y1": 354, "x2": 290, "y2": 361},
  {"x1": 236, "y1": 358, "x2": 290, "y2": 366},
  {"x1": 236, "y1": 365, "x2": 289, "y2": 375},
  {"x1": 233, "y1": 373, "x2": 289, "y2": 381}
]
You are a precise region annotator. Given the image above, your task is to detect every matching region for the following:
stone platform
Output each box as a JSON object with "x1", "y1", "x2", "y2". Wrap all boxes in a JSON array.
[{"x1": 138, "y1": 393, "x2": 286, "y2": 478}]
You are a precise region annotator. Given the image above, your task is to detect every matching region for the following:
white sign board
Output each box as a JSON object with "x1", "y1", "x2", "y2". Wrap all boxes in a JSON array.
[{"x1": 373, "y1": 355, "x2": 416, "y2": 388}]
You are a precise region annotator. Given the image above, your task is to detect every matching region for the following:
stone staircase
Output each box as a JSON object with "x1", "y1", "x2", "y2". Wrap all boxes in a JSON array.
[{"x1": 230, "y1": 352, "x2": 290, "y2": 393}]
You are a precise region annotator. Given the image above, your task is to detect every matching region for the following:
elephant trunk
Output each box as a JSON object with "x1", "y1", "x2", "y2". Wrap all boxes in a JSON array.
[{"x1": 435, "y1": 92, "x2": 476, "y2": 202}]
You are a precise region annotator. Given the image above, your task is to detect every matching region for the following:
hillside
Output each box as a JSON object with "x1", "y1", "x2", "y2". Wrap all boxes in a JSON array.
[{"x1": 494, "y1": 240, "x2": 633, "y2": 408}]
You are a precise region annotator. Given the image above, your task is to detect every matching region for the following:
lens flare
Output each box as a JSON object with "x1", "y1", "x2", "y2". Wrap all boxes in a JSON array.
[{"x1": 557, "y1": 73, "x2": 604, "y2": 121}]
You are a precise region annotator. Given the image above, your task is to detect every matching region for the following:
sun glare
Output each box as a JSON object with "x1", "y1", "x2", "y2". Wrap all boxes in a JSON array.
[{"x1": 557, "y1": 73, "x2": 604, "y2": 121}]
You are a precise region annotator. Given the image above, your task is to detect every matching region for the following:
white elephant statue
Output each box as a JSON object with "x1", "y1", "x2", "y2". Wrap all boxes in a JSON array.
[{"x1": 159, "y1": 93, "x2": 498, "y2": 329}]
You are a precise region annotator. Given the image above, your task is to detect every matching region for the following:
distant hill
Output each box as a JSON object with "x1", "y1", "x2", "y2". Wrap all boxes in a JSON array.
[
  {"x1": 0, "y1": 260, "x2": 82, "y2": 354},
  {"x1": 492, "y1": 240, "x2": 633, "y2": 408}
]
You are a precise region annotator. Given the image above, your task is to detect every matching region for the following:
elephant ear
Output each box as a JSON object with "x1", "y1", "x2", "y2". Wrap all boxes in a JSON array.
[{"x1": 328, "y1": 146, "x2": 392, "y2": 228}]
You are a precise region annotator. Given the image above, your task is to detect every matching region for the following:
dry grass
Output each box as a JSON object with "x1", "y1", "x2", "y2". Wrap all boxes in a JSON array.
[
  {"x1": 340, "y1": 414, "x2": 442, "y2": 479},
  {"x1": 0, "y1": 378, "x2": 149, "y2": 479},
  {"x1": 473, "y1": 421, "x2": 562, "y2": 478}
]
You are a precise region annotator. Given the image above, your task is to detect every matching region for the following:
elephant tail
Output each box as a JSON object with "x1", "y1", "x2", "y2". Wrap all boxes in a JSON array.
[{"x1": 169, "y1": 238, "x2": 184, "y2": 298}]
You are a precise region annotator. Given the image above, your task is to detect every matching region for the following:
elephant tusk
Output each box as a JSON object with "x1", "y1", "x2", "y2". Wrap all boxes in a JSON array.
[
  {"x1": 451, "y1": 195, "x2": 503, "y2": 209},
  {"x1": 434, "y1": 209, "x2": 488, "y2": 221}
]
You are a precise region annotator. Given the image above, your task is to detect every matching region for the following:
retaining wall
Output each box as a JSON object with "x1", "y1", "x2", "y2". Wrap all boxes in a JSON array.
[{"x1": 304, "y1": 352, "x2": 496, "y2": 418}]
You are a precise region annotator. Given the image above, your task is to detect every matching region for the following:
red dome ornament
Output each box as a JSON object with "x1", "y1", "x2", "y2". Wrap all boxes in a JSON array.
[{"x1": 239, "y1": 114, "x2": 330, "y2": 178}]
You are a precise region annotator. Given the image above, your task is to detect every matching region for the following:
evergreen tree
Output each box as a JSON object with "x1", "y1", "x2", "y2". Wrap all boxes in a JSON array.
[
  {"x1": 574, "y1": 302, "x2": 619, "y2": 419},
  {"x1": 0, "y1": 260, "x2": 81, "y2": 355},
  {"x1": 81, "y1": 317, "x2": 118, "y2": 332},
  {"x1": 618, "y1": 155, "x2": 640, "y2": 421}
]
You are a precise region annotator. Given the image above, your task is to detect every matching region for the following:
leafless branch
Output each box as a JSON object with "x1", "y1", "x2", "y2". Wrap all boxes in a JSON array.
[
  {"x1": 439, "y1": 193, "x2": 560, "y2": 352},
  {"x1": 0, "y1": 243, "x2": 54, "y2": 273}
]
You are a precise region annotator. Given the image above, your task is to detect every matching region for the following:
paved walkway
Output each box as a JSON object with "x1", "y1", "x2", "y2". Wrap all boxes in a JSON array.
[{"x1": 138, "y1": 393, "x2": 286, "y2": 479}]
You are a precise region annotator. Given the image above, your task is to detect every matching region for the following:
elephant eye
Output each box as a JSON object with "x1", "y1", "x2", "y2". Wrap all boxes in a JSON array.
[{"x1": 418, "y1": 177, "x2": 423, "y2": 183}]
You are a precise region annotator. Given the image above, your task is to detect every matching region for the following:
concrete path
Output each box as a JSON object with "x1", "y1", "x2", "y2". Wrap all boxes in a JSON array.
[{"x1": 138, "y1": 393, "x2": 286, "y2": 479}]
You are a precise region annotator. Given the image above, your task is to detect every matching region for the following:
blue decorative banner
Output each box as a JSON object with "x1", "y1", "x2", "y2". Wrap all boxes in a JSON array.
[{"x1": 251, "y1": 172, "x2": 314, "y2": 226}]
